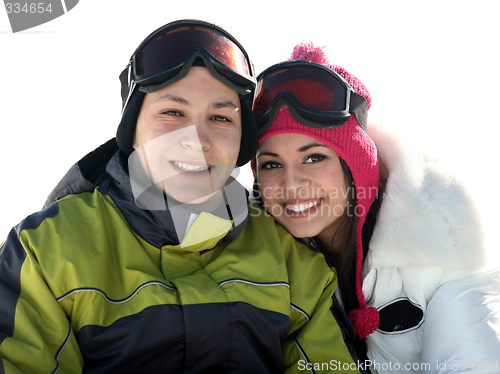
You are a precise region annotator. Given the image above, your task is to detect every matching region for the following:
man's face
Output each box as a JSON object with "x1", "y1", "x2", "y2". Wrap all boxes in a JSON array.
[{"x1": 132, "y1": 67, "x2": 242, "y2": 204}]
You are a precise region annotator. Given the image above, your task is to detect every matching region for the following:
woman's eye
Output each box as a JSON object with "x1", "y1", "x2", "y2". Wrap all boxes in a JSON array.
[
  {"x1": 260, "y1": 161, "x2": 282, "y2": 170},
  {"x1": 304, "y1": 154, "x2": 326, "y2": 164}
]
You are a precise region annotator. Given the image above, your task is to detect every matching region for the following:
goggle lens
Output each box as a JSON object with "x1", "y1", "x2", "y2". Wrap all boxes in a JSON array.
[
  {"x1": 135, "y1": 24, "x2": 251, "y2": 81},
  {"x1": 253, "y1": 64, "x2": 349, "y2": 118}
]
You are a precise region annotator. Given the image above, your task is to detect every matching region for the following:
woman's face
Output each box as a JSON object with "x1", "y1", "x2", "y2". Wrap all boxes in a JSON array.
[{"x1": 256, "y1": 133, "x2": 349, "y2": 241}]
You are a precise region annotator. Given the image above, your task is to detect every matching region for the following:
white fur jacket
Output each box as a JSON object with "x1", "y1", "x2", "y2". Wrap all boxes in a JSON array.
[{"x1": 363, "y1": 125, "x2": 500, "y2": 373}]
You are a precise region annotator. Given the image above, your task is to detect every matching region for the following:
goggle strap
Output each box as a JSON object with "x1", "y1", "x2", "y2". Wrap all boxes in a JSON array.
[
  {"x1": 121, "y1": 81, "x2": 137, "y2": 115},
  {"x1": 119, "y1": 62, "x2": 133, "y2": 108},
  {"x1": 350, "y1": 92, "x2": 368, "y2": 131},
  {"x1": 256, "y1": 97, "x2": 349, "y2": 136},
  {"x1": 286, "y1": 101, "x2": 349, "y2": 129},
  {"x1": 137, "y1": 51, "x2": 254, "y2": 96}
]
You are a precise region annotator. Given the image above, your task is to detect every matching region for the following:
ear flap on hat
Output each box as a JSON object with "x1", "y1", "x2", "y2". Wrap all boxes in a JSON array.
[
  {"x1": 116, "y1": 90, "x2": 146, "y2": 156},
  {"x1": 236, "y1": 93, "x2": 258, "y2": 167}
]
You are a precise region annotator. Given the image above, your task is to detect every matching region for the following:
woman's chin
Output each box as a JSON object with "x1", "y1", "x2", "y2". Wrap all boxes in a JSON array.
[{"x1": 279, "y1": 221, "x2": 322, "y2": 239}]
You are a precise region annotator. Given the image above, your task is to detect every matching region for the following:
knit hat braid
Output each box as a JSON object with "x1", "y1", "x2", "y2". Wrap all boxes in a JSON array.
[{"x1": 254, "y1": 42, "x2": 380, "y2": 339}]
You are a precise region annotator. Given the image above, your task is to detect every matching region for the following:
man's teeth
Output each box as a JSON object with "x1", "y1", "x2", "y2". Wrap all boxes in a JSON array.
[
  {"x1": 174, "y1": 161, "x2": 209, "y2": 172},
  {"x1": 286, "y1": 200, "x2": 320, "y2": 212}
]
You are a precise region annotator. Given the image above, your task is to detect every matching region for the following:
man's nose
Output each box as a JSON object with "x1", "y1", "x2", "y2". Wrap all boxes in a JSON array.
[{"x1": 181, "y1": 121, "x2": 210, "y2": 151}]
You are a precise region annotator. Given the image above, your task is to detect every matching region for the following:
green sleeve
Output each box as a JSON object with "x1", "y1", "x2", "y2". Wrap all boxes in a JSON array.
[
  {"x1": 281, "y1": 230, "x2": 362, "y2": 373},
  {"x1": 0, "y1": 228, "x2": 83, "y2": 373}
]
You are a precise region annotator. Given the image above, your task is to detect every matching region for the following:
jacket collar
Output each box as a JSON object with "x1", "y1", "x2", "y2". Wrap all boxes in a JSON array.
[{"x1": 105, "y1": 152, "x2": 249, "y2": 249}]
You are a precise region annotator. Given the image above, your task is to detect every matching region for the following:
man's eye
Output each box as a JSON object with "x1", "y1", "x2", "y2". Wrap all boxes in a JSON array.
[
  {"x1": 304, "y1": 154, "x2": 326, "y2": 164},
  {"x1": 260, "y1": 161, "x2": 282, "y2": 170},
  {"x1": 211, "y1": 116, "x2": 231, "y2": 122},
  {"x1": 164, "y1": 110, "x2": 181, "y2": 116}
]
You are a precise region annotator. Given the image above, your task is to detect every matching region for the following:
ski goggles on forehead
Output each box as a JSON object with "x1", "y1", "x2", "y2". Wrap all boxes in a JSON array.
[
  {"x1": 119, "y1": 20, "x2": 256, "y2": 109},
  {"x1": 253, "y1": 61, "x2": 368, "y2": 136}
]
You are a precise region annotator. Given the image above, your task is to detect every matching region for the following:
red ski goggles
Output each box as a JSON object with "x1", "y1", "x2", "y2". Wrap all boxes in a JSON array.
[
  {"x1": 253, "y1": 61, "x2": 368, "y2": 136},
  {"x1": 119, "y1": 20, "x2": 256, "y2": 109}
]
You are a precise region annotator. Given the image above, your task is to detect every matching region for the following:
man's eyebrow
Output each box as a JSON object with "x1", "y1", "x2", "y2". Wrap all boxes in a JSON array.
[
  {"x1": 153, "y1": 94, "x2": 190, "y2": 106},
  {"x1": 212, "y1": 101, "x2": 239, "y2": 111},
  {"x1": 152, "y1": 96, "x2": 238, "y2": 111}
]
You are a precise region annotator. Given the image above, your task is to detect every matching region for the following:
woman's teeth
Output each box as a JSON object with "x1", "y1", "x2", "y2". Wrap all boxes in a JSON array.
[
  {"x1": 286, "y1": 200, "x2": 320, "y2": 213},
  {"x1": 173, "y1": 161, "x2": 209, "y2": 172}
]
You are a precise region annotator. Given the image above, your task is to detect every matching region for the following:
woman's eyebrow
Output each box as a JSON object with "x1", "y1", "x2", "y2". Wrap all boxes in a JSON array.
[
  {"x1": 298, "y1": 143, "x2": 328, "y2": 152},
  {"x1": 257, "y1": 144, "x2": 328, "y2": 158},
  {"x1": 257, "y1": 151, "x2": 279, "y2": 158}
]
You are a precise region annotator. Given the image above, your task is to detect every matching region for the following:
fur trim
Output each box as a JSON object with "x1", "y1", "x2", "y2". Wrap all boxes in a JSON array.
[{"x1": 367, "y1": 125, "x2": 487, "y2": 271}]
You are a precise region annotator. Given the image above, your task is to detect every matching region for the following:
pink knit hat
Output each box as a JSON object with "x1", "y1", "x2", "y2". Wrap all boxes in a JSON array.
[{"x1": 253, "y1": 42, "x2": 380, "y2": 339}]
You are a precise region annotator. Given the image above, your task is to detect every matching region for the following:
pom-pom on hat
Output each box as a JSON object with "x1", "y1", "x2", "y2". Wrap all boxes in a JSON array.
[{"x1": 253, "y1": 42, "x2": 379, "y2": 339}]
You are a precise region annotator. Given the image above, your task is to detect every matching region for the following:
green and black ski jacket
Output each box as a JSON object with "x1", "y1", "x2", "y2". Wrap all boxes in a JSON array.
[{"x1": 0, "y1": 140, "x2": 362, "y2": 373}]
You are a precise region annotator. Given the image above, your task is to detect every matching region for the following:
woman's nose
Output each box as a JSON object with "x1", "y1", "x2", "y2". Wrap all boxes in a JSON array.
[{"x1": 280, "y1": 167, "x2": 309, "y2": 197}]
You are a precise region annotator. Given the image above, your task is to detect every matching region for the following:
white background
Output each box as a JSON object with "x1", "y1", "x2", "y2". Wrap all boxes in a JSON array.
[{"x1": 1, "y1": 1, "x2": 499, "y2": 251}]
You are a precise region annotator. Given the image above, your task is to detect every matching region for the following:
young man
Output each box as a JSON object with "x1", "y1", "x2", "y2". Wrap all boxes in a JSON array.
[{"x1": 0, "y1": 20, "x2": 364, "y2": 373}]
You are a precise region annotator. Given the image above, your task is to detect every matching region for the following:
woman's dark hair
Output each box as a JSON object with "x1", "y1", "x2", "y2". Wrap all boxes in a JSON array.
[
  {"x1": 315, "y1": 157, "x2": 382, "y2": 361},
  {"x1": 315, "y1": 158, "x2": 358, "y2": 313}
]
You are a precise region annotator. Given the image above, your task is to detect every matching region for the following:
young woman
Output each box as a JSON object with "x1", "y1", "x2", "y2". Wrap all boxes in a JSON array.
[{"x1": 253, "y1": 43, "x2": 500, "y2": 373}]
